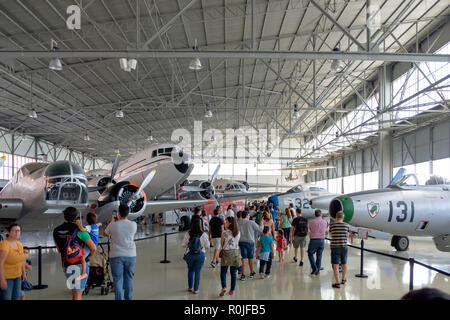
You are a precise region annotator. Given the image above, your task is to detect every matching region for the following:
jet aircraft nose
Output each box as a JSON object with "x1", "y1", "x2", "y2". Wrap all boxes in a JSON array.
[{"x1": 329, "y1": 196, "x2": 354, "y2": 223}]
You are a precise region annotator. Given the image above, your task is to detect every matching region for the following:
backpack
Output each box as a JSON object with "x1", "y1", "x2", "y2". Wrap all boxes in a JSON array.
[
  {"x1": 63, "y1": 229, "x2": 84, "y2": 267},
  {"x1": 295, "y1": 218, "x2": 308, "y2": 237},
  {"x1": 188, "y1": 236, "x2": 202, "y2": 254}
]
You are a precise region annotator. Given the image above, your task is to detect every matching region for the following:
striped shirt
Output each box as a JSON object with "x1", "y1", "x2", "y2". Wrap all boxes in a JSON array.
[{"x1": 329, "y1": 222, "x2": 349, "y2": 248}]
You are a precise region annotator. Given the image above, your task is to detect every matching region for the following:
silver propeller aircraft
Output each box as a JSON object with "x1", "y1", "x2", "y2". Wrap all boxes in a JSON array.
[
  {"x1": 179, "y1": 164, "x2": 277, "y2": 206},
  {"x1": 87, "y1": 143, "x2": 212, "y2": 223},
  {"x1": 0, "y1": 144, "x2": 212, "y2": 230},
  {"x1": 311, "y1": 172, "x2": 450, "y2": 252},
  {"x1": 267, "y1": 184, "x2": 337, "y2": 219},
  {"x1": 0, "y1": 160, "x2": 90, "y2": 230}
]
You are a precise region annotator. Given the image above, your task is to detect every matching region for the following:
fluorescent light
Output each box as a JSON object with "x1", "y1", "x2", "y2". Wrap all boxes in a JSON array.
[
  {"x1": 84, "y1": 133, "x2": 90, "y2": 141},
  {"x1": 331, "y1": 47, "x2": 344, "y2": 73},
  {"x1": 293, "y1": 104, "x2": 300, "y2": 119},
  {"x1": 128, "y1": 59, "x2": 137, "y2": 70},
  {"x1": 189, "y1": 58, "x2": 202, "y2": 71},
  {"x1": 119, "y1": 58, "x2": 137, "y2": 72}
]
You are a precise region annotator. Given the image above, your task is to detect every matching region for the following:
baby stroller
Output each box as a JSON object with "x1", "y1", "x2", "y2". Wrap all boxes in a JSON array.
[{"x1": 83, "y1": 243, "x2": 113, "y2": 296}]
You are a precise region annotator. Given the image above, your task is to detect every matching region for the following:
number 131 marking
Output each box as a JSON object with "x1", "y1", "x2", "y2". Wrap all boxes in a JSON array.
[{"x1": 388, "y1": 201, "x2": 415, "y2": 223}]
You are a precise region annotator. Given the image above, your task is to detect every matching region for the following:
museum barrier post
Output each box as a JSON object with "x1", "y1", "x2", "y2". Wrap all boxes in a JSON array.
[
  {"x1": 355, "y1": 239, "x2": 368, "y2": 278},
  {"x1": 160, "y1": 232, "x2": 171, "y2": 264},
  {"x1": 33, "y1": 246, "x2": 48, "y2": 290},
  {"x1": 409, "y1": 258, "x2": 415, "y2": 291}
]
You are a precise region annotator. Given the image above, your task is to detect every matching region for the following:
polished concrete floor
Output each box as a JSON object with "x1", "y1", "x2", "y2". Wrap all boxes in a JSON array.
[{"x1": 19, "y1": 224, "x2": 450, "y2": 300}]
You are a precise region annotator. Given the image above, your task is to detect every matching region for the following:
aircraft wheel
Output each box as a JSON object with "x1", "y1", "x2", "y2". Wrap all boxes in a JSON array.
[
  {"x1": 179, "y1": 215, "x2": 191, "y2": 231},
  {"x1": 392, "y1": 236, "x2": 409, "y2": 251}
]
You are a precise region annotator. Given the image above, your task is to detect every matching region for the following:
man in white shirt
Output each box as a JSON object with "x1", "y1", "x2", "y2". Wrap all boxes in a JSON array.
[{"x1": 103, "y1": 204, "x2": 137, "y2": 300}]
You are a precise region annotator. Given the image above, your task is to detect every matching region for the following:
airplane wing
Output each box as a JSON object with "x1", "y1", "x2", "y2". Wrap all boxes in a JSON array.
[
  {"x1": 0, "y1": 199, "x2": 24, "y2": 221},
  {"x1": 216, "y1": 192, "x2": 275, "y2": 202},
  {"x1": 142, "y1": 199, "x2": 215, "y2": 215}
]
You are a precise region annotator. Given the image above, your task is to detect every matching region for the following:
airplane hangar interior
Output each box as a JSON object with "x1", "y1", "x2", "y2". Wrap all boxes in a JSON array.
[{"x1": 0, "y1": 0, "x2": 448, "y2": 304}]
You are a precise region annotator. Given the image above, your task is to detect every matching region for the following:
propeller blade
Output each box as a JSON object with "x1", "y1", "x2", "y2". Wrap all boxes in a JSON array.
[
  {"x1": 212, "y1": 195, "x2": 220, "y2": 208},
  {"x1": 210, "y1": 164, "x2": 221, "y2": 185},
  {"x1": 110, "y1": 153, "x2": 121, "y2": 180},
  {"x1": 180, "y1": 186, "x2": 207, "y2": 192},
  {"x1": 137, "y1": 169, "x2": 156, "y2": 195},
  {"x1": 127, "y1": 169, "x2": 156, "y2": 206}
]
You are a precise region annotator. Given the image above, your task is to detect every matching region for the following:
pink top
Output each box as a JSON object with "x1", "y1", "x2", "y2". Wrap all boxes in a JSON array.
[{"x1": 308, "y1": 217, "x2": 328, "y2": 239}]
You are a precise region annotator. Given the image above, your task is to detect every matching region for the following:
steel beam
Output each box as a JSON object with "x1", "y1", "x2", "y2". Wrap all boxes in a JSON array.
[{"x1": 1, "y1": 50, "x2": 448, "y2": 63}]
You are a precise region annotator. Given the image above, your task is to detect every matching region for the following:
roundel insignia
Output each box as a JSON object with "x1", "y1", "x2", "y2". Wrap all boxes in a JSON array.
[{"x1": 367, "y1": 201, "x2": 380, "y2": 218}]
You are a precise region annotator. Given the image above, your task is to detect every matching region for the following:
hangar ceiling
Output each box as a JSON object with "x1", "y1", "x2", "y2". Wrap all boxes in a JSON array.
[{"x1": 0, "y1": 0, "x2": 449, "y2": 165}]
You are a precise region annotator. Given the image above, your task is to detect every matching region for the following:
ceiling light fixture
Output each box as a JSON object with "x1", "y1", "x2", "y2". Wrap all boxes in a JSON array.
[
  {"x1": 49, "y1": 39, "x2": 62, "y2": 71},
  {"x1": 119, "y1": 58, "x2": 137, "y2": 72},
  {"x1": 189, "y1": 39, "x2": 202, "y2": 71},
  {"x1": 204, "y1": 104, "x2": 213, "y2": 118},
  {"x1": 330, "y1": 47, "x2": 344, "y2": 73},
  {"x1": 84, "y1": 133, "x2": 90, "y2": 141},
  {"x1": 293, "y1": 104, "x2": 300, "y2": 119},
  {"x1": 115, "y1": 106, "x2": 124, "y2": 118},
  {"x1": 28, "y1": 109, "x2": 37, "y2": 119},
  {"x1": 146, "y1": 130, "x2": 153, "y2": 141}
]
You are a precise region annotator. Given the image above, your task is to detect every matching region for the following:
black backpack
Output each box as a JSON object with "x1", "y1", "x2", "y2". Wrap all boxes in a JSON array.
[
  {"x1": 295, "y1": 218, "x2": 308, "y2": 236},
  {"x1": 188, "y1": 236, "x2": 202, "y2": 254}
]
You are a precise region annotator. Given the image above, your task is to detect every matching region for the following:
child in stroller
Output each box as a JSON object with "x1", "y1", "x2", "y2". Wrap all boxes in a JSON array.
[{"x1": 83, "y1": 243, "x2": 113, "y2": 295}]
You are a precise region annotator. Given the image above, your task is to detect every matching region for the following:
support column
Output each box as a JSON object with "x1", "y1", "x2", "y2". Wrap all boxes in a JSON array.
[{"x1": 378, "y1": 65, "x2": 393, "y2": 188}]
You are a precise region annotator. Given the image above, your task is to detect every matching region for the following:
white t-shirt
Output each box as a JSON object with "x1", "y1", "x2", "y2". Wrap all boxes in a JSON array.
[
  {"x1": 182, "y1": 232, "x2": 210, "y2": 253},
  {"x1": 104, "y1": 219, "x2": 137, "y2": 258},
  {"x1": 226, "y1": 209, "x2": 235, "y2": 218},
  {"x1": 222, "y1": 230, "x2": 240, "y2": 250}
]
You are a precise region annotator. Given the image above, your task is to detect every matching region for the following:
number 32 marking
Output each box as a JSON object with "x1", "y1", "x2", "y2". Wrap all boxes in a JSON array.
[{"x1": 388, "y1": 201, "x2": 415, "y2": 223}]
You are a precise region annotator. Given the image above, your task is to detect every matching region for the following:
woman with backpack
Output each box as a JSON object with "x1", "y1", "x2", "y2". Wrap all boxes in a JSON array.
[
  {"x1": 182, "y1": 217, "x2": 210, "y2": 294},
  {"x1": 219, "y1": 217, "x2": 241, "y2": 296}
]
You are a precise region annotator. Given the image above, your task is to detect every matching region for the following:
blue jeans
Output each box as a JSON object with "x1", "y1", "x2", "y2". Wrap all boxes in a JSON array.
[
  {"x1": 308, "y1": 239, "x2": 325, "y2": 271},
  {"x1": 0, "y1": 277, "x2": 21, "y2": 300},
  {"x1": 259, "y1": 256, "x2": 273, "y2": 275},
  {"x1": 185, "y1": 251, "x2": 205, "y2": 292},
  {"x1": 220, "y1": 266, "x2": 238, "y2": 291},
  {"x1": 239, "y1": 242, "x2": 255, "y2": 259},
  {"x1": 110, "y1": 256, "x2": 136, "y2": 300}
]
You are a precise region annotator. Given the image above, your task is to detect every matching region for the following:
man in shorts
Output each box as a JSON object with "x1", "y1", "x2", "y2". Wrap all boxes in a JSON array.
[
  {"x1": 238, "y1": 211, "x2": 263, "y2": 280},
  {"x1": 329, "y1": 211, "x2": 349, "y2": 288},
  {"x1": 290, "y1": 208, "x2": 308, "y2": 266},
  {"x1": 53, "y1": 207, "x2": 97, "y2": 300},
  {"x1": 208, "y1": 208, "x2": 224, "y2": 268}
]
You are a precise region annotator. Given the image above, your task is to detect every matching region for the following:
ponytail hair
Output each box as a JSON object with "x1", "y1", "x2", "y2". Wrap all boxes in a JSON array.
[{"x1": 226, "y1": 216, "x2": 240, "y2": 238}]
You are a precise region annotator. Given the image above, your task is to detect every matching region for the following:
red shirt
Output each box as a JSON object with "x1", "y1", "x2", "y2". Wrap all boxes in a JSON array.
[{"x1": 308, "y1": 217, "x2": 328, "y2": 239}]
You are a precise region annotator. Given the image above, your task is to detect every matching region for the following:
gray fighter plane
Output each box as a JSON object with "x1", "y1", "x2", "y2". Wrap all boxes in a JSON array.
[
  {"x1": 311, "y1": 173, "x2": 450, "y2": 252},
  {"x1": 267, "y1": 184, "x2": 336, "y2": 219}
]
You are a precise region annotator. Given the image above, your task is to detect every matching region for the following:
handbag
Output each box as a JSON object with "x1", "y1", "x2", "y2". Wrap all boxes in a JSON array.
[
  {"x1": 22, "y1": 280, "x2": 33, "y2": 291},
  {"x1": 219, "y1": 237, "x2": 233, "y2": 258}
]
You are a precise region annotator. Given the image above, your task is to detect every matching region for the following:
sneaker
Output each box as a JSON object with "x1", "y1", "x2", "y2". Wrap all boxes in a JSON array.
[
  {"x1": 299, "y1": 261, "x2": 303, "y2": 267},
  {"x1": 293, "y1": 257, "x2": 298, "y2": 263},
  {"x1": 210, "y1": 261, "x2": 216, "y2": 268},
  {"x1": 249, "y1": 272, "x2": 256, "y2": 279},
  {"x1": 240, "y1": 275, "x2": 246, "y2": 281},
  {"x1": 265, "y1": 274, "x2": 271, "y2": 278},
  {"x1": 260, "y1": 273, "x2": 265, "y2": 279},
  {"x1": 314, "y1": 270, "x2": 320, "y2": 276},
  {"x1": 310, "y1": 269, "x2": 316, "y2": 275}
]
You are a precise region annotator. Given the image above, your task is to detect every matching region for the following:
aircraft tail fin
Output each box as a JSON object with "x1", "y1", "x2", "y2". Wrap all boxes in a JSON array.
[{"x1": 388, "y1": 168, "x2": 405, "y2": 186}]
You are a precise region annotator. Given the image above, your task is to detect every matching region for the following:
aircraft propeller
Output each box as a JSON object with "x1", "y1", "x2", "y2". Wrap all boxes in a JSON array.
[{"x1": 127, "y1": 169, "x2": 156, "y2": 206}]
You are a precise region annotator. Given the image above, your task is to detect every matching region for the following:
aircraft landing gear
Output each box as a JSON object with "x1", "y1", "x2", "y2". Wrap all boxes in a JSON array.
[
  {"x1": 179, "y1": 215, "x2": 191, "y2": 231},
  {"x1": 391, "y1": 235, "x2": 409, "y2": 251}
]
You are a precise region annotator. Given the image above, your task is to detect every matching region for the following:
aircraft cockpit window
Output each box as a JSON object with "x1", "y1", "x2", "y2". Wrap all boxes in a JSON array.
[
  {"x1": 287, "y1": 186, "x2": 303, "y2": 193},
  {"x1": 152, "y1": 150, "x2": 157, "y2": 158},
  {"x1": 45, "y1": 176, "x2": 88, "y2": 203},
  {"x1": 158, "y1": 148, "x2": 164, "y2": 154},
  {"x1": 225, "y1": 184, "x2": 231, "y2": 190}
]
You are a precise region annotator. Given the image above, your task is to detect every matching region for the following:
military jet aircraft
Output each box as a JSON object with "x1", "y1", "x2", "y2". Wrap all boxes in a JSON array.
[
  {"x1": 311, "y1": 173, "x2": 450, "y2": 252},
  {"x1": 267, "y1": 184, "x2": 337, "y2": 219}
]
